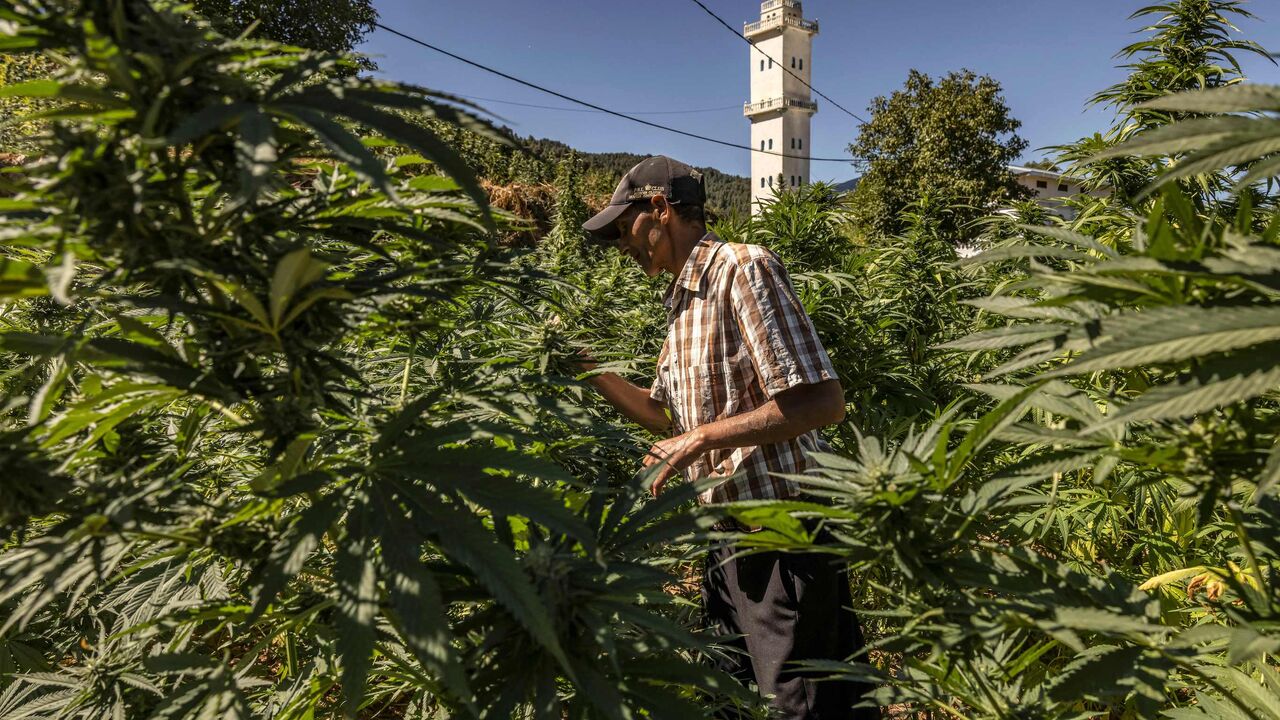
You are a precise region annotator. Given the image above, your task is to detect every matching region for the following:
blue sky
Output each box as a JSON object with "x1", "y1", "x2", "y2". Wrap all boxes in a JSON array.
[{"x1": 358, "y1": 1, "x2": 1280, "y2": 185}]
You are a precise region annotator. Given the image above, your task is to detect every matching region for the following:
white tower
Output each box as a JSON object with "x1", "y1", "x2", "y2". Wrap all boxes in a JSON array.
[{"x1": 745, "y1": 0, "x2": 818, "y2": 213}]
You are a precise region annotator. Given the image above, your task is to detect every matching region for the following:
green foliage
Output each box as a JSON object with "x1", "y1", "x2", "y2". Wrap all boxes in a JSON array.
[
  {"x1": 5, "y1": 0, "x2": 1280, "y2": 718},
  {"x1": 1092, "y1": 0, "x2": 1269, "y2": 135},
  {"x1": 1052, "y1": 0, "x2": 1273, "y2": 203},
  {"x1": 738, "y1": 172, "x2": 1280, "y2": 716},
  {"x1": 720, "y1": 185, "x2": 984, "y2": 440},
  {"x1": 0, "y1": 1, "x2": 752, "y2": 717},
  {"x1": 544, "y1": 153, "x2": 591, "y2": 264},
  {"x1": 192, "y1": 0, "x2": 377, "y2": 54},
  {"x1": 847, "y1": 69, "x2": 1030, "y2": 239},
  {"x1": 720, "y1": 6, "x2": 1280, "y2": 718},
  {"x1": 733, "y1": 182, "x2": 854, "y2": 272},
  {"x1": 430, "y1": 122, "x2": 752, "y2": 219},
  {"x1": 0, "y1": 52, "x2": 55, "y2": 154}
]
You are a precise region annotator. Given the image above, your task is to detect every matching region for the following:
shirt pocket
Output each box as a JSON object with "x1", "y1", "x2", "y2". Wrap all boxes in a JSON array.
[{"x1": 679, "y1": 361, "x2": 740, "y2": 427}]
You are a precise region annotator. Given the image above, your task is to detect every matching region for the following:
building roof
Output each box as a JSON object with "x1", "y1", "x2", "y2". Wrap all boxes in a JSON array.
[{"x1": 1008, "y1": 164, "x2": 1077, "y2": 181}]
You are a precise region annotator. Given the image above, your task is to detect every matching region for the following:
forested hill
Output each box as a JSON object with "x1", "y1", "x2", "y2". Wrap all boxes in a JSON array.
[
  {"x1": 430, "y1": 120, "x2": 751, "y2": 218},
  {"x1": 523, "y1": 136, "x2": 752, "y2": 217}
]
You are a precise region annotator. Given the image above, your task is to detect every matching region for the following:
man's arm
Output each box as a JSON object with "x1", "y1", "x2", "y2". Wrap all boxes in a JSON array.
[
  {"x1": 641, "y1": 379, "x2": 844, "y2": 496},
  {"x1": 578, "y1": 358, "x2": 671, "y2": 435}
]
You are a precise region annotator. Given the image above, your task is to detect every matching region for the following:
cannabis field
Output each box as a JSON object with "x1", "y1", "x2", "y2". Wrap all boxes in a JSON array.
[{"x1": 2, "y1": 1, "x2": 1280, "y2": 718}]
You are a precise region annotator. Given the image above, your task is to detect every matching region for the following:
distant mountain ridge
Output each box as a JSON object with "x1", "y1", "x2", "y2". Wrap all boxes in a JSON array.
[
  {"x1": 434, "y1": 118, "x2": 855, "y2": 219},
  {"x1": 519, "y1": 135, "x2": 752, "y2": 218}
]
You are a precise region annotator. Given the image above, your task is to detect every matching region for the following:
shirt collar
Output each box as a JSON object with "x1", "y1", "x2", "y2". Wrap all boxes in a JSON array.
[{"x1": 664, "y1": 232, "x2": 723, "y2": 308}]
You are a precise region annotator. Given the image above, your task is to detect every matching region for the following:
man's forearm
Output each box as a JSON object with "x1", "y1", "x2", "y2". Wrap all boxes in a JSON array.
[
  {"x1": 584, "y1": 371, "x2": 671, "y2": 434},
  {"x1": 691, "y1": 380, "x2": 845, "y2": 453}
]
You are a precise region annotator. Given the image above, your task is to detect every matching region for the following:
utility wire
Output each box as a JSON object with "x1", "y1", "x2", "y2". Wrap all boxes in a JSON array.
[
  {"x1": 373, "y1": 21, "x2": 859, "y2": 164},
  {"x1": 685, "y1": 0, "x2": 870, "y2": 126},
  {"x1": 447, "y1": 93, "x2": 742, "y2": 116}
]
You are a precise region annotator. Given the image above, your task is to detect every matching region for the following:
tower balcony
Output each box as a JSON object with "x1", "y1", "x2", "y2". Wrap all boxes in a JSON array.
[
  {"x1": 744, "y1": 96, "x2": 818, "y2": 118},
  {"x1": 744, "y1": 12, "x2": 818, "y2": 39},
  {"x1": 759, "y1": 0, "x2": 802, "y2": 12}
]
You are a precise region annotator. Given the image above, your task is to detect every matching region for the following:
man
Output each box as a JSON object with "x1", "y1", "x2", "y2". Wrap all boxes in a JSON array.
[{"x1": 578, "y1": 156, "x2": 880, "y2": 720}]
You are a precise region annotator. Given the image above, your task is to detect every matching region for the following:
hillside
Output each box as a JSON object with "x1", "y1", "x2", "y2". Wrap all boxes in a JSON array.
[
  {"x1": 522, "y1": 136, "x2": 752, "y2": 218},
  {"x1": 428, "y1": 119, "x2": 751, "y2": 218}
]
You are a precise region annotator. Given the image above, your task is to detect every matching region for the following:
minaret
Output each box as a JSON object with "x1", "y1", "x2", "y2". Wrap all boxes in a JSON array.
[{"x1": 744, "y1": 0, "x2": 818, "y2": 213}]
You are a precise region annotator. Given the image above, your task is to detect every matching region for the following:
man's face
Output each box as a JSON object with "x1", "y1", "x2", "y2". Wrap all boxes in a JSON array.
[{"x1": 612, "y1": 201, "x2": 669, "y2": 277}]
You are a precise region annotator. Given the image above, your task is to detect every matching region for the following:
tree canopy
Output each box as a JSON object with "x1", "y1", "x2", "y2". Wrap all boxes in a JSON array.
[
  {"x1": 192, "y1": 0, "x2": 376, "y2": 54},
  {"x1": 847, "y1": 69, "x2": 1028, "y2": 238}
]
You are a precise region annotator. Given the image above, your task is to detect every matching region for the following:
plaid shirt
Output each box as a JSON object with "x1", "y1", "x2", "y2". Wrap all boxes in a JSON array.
[{"x1": 650, "y1": 233, "x2": 838, "y2": 504}]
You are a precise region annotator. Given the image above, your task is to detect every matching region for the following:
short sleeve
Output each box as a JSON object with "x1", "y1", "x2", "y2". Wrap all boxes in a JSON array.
[
  {"x1": 730, "y1": 255, "x2": 837, "y2": 398},
  {"x1": 650, "y1": 337, "x2": 671, "y2": 404}
]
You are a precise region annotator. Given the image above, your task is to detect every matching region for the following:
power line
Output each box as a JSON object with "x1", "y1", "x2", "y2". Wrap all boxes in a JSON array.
[
  {"x1": 446, "y1": 94, "x2": 742, "y2": 116},
  {"x1": 372, "y1": 22, "x2": 859, "y2": 165},
  {"x1": 685, "y1": 0, "x2": 870, "y2": 126}
]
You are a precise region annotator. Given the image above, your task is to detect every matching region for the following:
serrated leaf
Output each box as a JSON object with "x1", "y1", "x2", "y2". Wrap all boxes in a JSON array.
[
  {"x1": 396, "y1": 482, "x2": 571, "y2": 675},
  {"x1": 939, "y1": 324, "x2": 1069, "y2": 352},
  {"x1": 165, "y1": 101, "x2": 253, "y2": 145},
  {"x1": 334, "y1": 509, "x2": 378, "y2": 719},
  {"x1": 374, "y1": 487, "x2": 473, "y2": 710},
  {"x1": 272, "y1": 103, "x2": 394, "y2": 198},
  {"x1": 1140, "y1": 84, "x2": 1280, "y2": 113},
  {"x1": 1046, "y1": 307, "x2": 1280, "y2": 378},
  {"x1": 1089, "y1": 353, "x2": 1280, "y2": 431},
  {"x1": 268, "y1": 248, "x2": 328, "y2": 328},
  {"x1": 1046, "y1": 644, "x2": 1146, "y2": 702},
  {"x1": 250, "y1": 497, "x2": 340, "y2": 617},
  {"x1": 235, "y1": 109, "x2": 277, "y2": 201}
]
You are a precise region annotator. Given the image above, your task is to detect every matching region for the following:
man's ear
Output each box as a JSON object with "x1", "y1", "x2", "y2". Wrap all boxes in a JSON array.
[{"x1": 651, "y1": 195, "x2": 671, "y2": 224}]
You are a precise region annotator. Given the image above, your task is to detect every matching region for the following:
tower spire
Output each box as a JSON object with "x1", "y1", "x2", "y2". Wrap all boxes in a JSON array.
[{"x1": 745, "y1": 0, "x2": 818, "y2": 213}]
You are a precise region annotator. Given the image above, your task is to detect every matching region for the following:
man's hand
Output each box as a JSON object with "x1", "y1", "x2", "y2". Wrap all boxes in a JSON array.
[
  {"x1": 572, "y1": 347, "x2": 598, "y2": 373},
  {"x1": 642, "y1": 428, "x2": 706, "y2": 497}
]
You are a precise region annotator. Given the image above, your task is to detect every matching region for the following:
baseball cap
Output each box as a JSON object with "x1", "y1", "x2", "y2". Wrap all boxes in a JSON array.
[{"x1": 582, "y1": 156, "x2": 707, "y2": 242}]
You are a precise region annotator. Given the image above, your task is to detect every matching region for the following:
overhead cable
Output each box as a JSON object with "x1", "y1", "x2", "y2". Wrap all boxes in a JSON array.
[
  {"x1": 372, "y1": 22, "x2": 860, "y2": 164},
  {"x1": 445, "y1": 94, "x2": 742, "y2": 116},
  {"x1": 684, "y1": 0, "x2": 870, "y2": 126}
]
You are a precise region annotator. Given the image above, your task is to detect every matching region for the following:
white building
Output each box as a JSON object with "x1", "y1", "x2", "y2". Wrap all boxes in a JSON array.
[
  {"x1": 745, "y1": 0, "x2": 818, "y2": 214},
  {"x1": 1008, "y1": 165, "x2": 1109, "y2": 221}
]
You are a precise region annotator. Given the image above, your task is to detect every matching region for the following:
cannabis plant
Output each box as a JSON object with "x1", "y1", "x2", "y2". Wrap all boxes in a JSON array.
[{"x1": 0, "y1": 1, "x2": 751, "y2": 717}]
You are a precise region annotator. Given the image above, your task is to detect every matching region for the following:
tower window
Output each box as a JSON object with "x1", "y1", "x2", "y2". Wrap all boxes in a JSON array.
[
  {"x1": 791, "y1": 57, "x2": 796, "y2": 69},
  {"x1": 768, "y1": 176, "x2": 773, "y2": 187},
  {"x1": 768, "y1": 58, "x2": 773, "y2": 69},
  {"x1": 761, "y1": 177, "x2": 766, "y2": 188},
  {"x1": 760, "y1": 60, "x2": 764, "y2": 71},
  {"x1": 790, "y1": 138, "x2": 795, "y2": 149},
  {"x1": 760, "y1": 140, "x2": 765, "y2": 151},
  {"x1": 799, "y1": 58, "x2": 803, "y2": 71},
  {"x1": 798, "y1": 138, "x2": 802, "y2": 149},
  {"x1": 768, "y1": 138, "x2": 773, "y2": 150}
]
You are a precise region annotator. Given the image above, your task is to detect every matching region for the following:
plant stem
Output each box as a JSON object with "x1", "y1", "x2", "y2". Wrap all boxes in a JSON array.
[
  {"x1": 399, "y1": 339, "x2": 416, "y2": 408},
  {"x1": 1228, "y1": 502, "x2": 1270, "y2": 599}
]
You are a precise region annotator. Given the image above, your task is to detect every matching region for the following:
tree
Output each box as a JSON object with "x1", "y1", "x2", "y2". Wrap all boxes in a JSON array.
[
  {"x1": 1, "y1": 0, "x2": 380, "y2": 154},
  {"x1": 191, "y1": 0, "x2": 377, "y2": 54},
  {"x1": 1022, "y1": 159, "x2": 1061, "y2": 171},
  {"x1": 847, "y1": 69, "x2": 1029, "y2": 239}
]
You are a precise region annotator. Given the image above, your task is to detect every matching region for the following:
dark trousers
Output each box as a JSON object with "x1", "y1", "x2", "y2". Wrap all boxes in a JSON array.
[{"x1": 702, "y1": 542, "x2": 881, "y2": 720}]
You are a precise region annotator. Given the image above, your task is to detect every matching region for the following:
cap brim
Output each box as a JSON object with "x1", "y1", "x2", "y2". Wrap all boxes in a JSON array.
[{"x1": 582, "y1": 203, "x2": 629, "y2": 243}]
